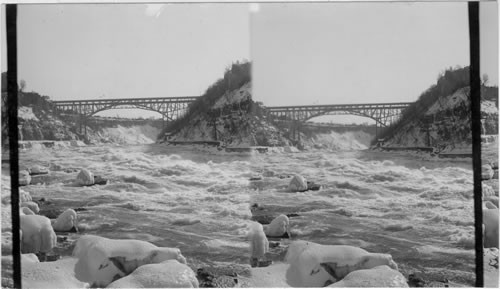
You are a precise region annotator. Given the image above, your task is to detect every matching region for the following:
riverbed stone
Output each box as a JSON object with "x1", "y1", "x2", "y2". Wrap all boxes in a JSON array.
[
  {"x1": 288, "y1": 175, "x2": 308, "y2": 192},
  {"x1": 482, "y1": 164, "x2": 494, "y2": 180},
  {"x1": 196, "y1": 263, "x2": 251, "y2": 288},
  {"x1": 93, "y1": 175, "x2": 108, "y2": 185},
  {"x1": 76, "y1": 169, "x2": 94, "y2": 186}
]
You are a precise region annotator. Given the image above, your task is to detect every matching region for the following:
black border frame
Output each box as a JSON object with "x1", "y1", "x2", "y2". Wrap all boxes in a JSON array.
[{"x1": 4, "y1": 1, "x2": 489, "y2": 288}]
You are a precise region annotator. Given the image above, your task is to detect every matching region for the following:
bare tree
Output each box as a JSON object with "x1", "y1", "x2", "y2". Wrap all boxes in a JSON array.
[
  {"x1": 482, "y1": 74, "x2": 489, "y2": 86},
  {"x1": 19, "y1": 79, "x2": 26, "y2": 92}
]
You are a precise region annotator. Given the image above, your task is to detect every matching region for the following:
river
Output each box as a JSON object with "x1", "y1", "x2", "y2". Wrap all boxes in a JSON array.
[{"x1": 17, "y1": 143, "x2": 476, "y2": 285}]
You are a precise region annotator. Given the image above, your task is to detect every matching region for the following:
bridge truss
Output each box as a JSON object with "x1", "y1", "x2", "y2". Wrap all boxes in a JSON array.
[
  {"x1": 53, "y1": 96, "x2": 198, "y2": 120},
  {"x1": 265, "y1": 102, "x2": 412, "y2": 127}
]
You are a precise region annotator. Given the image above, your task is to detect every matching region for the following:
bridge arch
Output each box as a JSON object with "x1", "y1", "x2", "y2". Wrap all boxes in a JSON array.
[
  {"x1": 266, "y1": 102, "x2": 411, "y2": 127},
  {"x1": 90, "y1": 104, "x2": 174, "y2": 120}
]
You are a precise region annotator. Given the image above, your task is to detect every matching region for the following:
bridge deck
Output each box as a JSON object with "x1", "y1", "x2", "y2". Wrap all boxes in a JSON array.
[{"x1": 53, "y1": 96, "x2": 199, "y2": 105}]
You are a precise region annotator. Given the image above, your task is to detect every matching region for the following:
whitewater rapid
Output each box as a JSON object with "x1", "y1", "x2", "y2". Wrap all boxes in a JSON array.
[{"x1": 15, "y1": 143, "x2": 476, "y2": 285}]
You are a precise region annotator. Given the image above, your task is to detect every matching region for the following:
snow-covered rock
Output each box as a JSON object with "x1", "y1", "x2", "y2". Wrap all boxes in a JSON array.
[
  {"x1": 52, "y1": 209, "x2": 77, "y2": 232},
  {"x1": 20, "y1": 215, "x2": 57, "y2": 254},
  {"x1": 264, "y1": 214, "x2": 291, "y2": 237},
  {"x1": 19, "y1": 170, "x2": 31, "y2": 186},
  {"x1": 284, "y1": 146, "x2": 299, "y2": 153},
  {"x1": 21, "y1": 253, "x2": 39, "y2": 263},
  {"x1": 106, "y1": 259, "x2": 198, "y2": 288},
  {"x1": 21, "y1": 207, "x2": 36, "y2": 215},
  {"x1": 485, "y1": 196, "x2": 499, "y2": 208},
  {"x1": 483, "y1": 208, "x2": 499, "y2": 248},
  {"x1": 20, "y1": 201, "x2": 39, "y2": 214},
  {"x1": 20, "y1": 189, "x2": 32, "y2": 203},
  {"x1": 76, "y1": 169, "x2": 94, "y2": 186},
  {"x1": 22, "y1": 257, "x2": 89, "y2": 289},
  {"x1": 29, "y1": 165, "x2": 49, "y2": 175},
  {"x1": 285, "y1": 241, "x2": 399, "y2": 287},
  {"x1": 483, "y1": 183, "x2": 496, "y2": 198},
  {"x1": 482, "y1": 164, "x2": 494, "y2": 180},
  {"x1": 327, "y1": 265, "x2": 408, "y2": 287},
  {"x1": 247, "y1": 222, "x2": 269, "y2": 267},
  {"x1": 289, "y1": 175, "x2": 308, "y2": 192},
  {"x1": 484, "y1": 201, "x2": 498, "y2": 210},
  {"x1": 72, "y1": 235, "x2": 187, "y2": 287}
]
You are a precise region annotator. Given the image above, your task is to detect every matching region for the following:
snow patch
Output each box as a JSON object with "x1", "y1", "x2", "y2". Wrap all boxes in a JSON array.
[{"x1": 18, "y1": 106, "x2": 39, "y2": 121}]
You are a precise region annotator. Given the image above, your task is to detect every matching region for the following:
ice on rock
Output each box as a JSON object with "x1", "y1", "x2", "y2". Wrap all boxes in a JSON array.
[
  {"x1": 247, "y1": 222, "x2": 269, "y2": 260},
  {"x1": 483, "y1": 208, "x2": 499, "y2": 248},
  {"x1": 30, "y1": 165, "x2": 49, "y2": 175},
  {"x1": 289, "y1": 175, "x2": 308, "y2": 192},
  {"x1": 482, "y1": 183, "x2": 496, "y2": 198},
  {"x1": 22, "y1": 257, "x2": 89, "y2": 289},
  {"x1": 76, "y1": 169, "x2": 94, "y2": 186},
  {"x1": 20, "y1": 201, "x2": 40, "y2": 214},
  {"x1": 482, "y1": 164, "x2": 494, "y2": 180},
  {"x1": 285, "y1": 241, "x2": 399, "y2": 287},
  {"x1": 20, "y1": 189, "x2": 32, "y2": 203},
  {"x1": 106, "y1": 259, "x2": 199, "y2": 288},
  {"x1": 72, "y1": 235, "x2": 187, "y2": 287},
  {"x1": 52, "y1": 209, "x2": 78, "y2": 232},
  {"x1": 21, "y1": 207, "x2": 36, "y2": 215},
  {"x1": 20, "y1": 215, "x2": 57, "y2": 254},
  {"x1": 264, "y1": 214, "x2": 291, "y2": 237},
  {"x1": 21, "y1": 253, "x2": 39, "y2": 263},
  {"x1": 327, "y1": 265, "x2": 408, "y2": 287},
  {"x1": 19, "y1": 170, "x2": 31, "y2": 186}
]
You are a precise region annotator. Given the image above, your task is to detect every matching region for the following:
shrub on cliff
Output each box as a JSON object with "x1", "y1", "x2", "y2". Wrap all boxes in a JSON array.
[
  {"x1": 161, "y1": 61, "x2": 251, "y2": 137},
  {"x1": 375, "y1": 66, "x2": 474, "y2": 145}
]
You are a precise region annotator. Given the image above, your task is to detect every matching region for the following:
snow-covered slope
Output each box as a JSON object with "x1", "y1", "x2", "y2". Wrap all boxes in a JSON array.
[
  {"x1": 384, "y1": 87, "x2": 498, "y2": 151},
  {"x1": 167, "y1": 82, "x2": 290, "y2": 147}
]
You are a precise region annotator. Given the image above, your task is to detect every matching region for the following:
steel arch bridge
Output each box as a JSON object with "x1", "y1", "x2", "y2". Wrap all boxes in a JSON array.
[
  {"x1": 265, "y1": 102, "x2": 412, "y2": 127},
  {"x1": 53, "y1": 96, "x2": 199, "y2": 120}
]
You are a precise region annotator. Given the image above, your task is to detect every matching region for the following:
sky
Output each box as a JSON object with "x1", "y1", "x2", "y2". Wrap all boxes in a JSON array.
[{"x1": 1, "y1": 1, "x2": 499, "y2": 121}]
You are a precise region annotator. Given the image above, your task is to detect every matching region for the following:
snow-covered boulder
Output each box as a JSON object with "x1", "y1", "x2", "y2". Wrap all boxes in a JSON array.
[
  {"x1": 485, "y1": 196, "x2": 499, "y2": 208},
  {"x1": 72, "y1": 235, "x2": 187, "y2": 287},
  {"x1": 327, "y1": 265, "x2": 408, "y2": 287},
  {"x1": 247, "y1": 222, "x2": 269, "y2": 267},
  {"x1": 484, "y1": 201, "x2": 498, "y2": 209},
  {"x1": 22, "y1": 257, "x2": 89, "y2": 289},
  {"x1": 21, "y1": 253, "x2": 39, "y2": 263},
  {"x1": 20, "y1": 215, "x2": 57, "y2": 254},
  {"x1": 483, "y1": 208, "x2": 499, "y2": 248},
  {"x1": 482, "y1": 164, "x2": 494, "y2": 180},
  {"x1": 285, "y1": 241, "x2": 399, "y2": 287},
  {"x1": 289, "y1": 175, "x2": 308, "y2": 192},
  {"x1": 264, "y1": 214, "x2": 291, "y2": 237},
  {"x1": 20, "y1": 189, "x2": 32, "y2": 203},
  {"x1": 30, "y1": 165, "x2": 49, "y2": 175},
  {"x1": 52, "y1": 209, "x2": 78, "y2": 232},
  {"x1": 21, "y1": 207, "x2": 36, "y2": 215},
  {"x1": 284, "y1": 146, "x2": 299, "y2": 153},
  {"x1": 76, "y1": 169, "x2": 94, "y2": 186},
  {"x1": 483, "y1": 183, "x2": 496, "y2": 198},
  {"x1": 106, "y1": 259, "x2": 198, "y2": 288},
  {"x1": 20, "y1": 201, "x2": 40, "y2": 214},
  {"x1": 19, "y1": 170, "x2": 31, "y2": 186}
]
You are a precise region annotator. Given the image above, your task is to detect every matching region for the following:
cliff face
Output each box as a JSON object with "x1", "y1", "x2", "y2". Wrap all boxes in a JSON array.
[
  {"x1": 166, "y1": 82, "x2": 290, "y2": 147},
  {"x1": 384, "y1": 87, "x2": 498, "y2": 151},
  {"x1": 18, "y1": 106, "x2": 79, "y2": 141}
]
